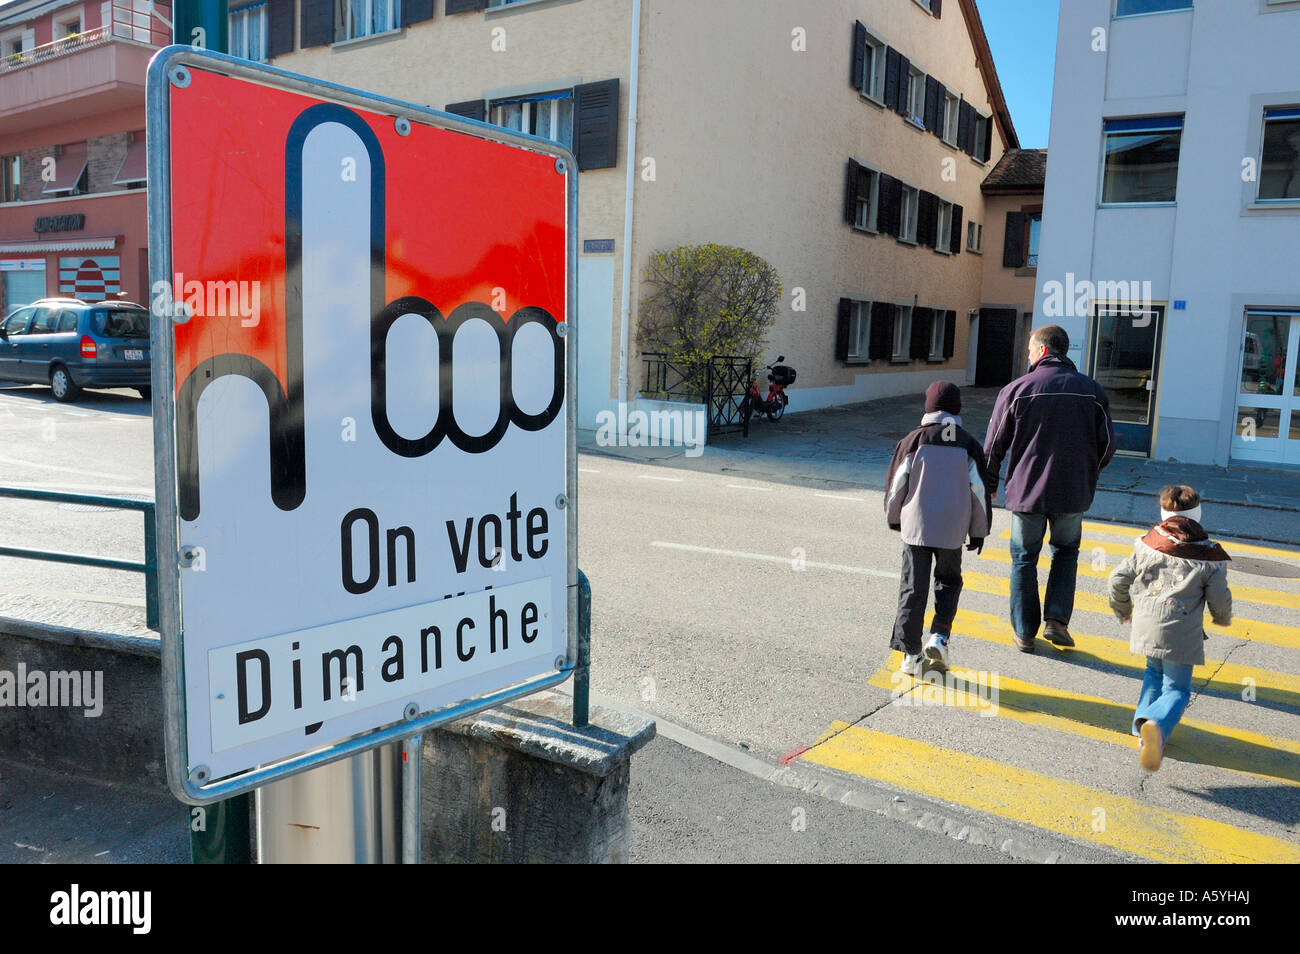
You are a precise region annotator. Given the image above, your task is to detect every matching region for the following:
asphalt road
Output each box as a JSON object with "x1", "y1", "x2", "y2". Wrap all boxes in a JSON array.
[{"x1": 2, "y1": 380, "x2": 1298, "y2": 863}]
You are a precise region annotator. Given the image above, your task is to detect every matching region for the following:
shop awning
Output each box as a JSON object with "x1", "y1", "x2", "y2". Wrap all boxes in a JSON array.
[
  {"x1": 0, "y1": 235, "x2": 119, "y2": 254},
  {"x1": 113, "y1": 135, "x2": 147, "y2": 186},
  {"x1": 40, "y1": 142, "x2": 88, "y2": 195}
]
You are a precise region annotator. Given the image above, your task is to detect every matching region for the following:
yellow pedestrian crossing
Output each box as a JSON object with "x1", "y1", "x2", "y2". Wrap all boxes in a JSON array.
[
  {"x1": 1078, "y1": 520, "x2": 1300, "y2": 562},
  {"x1": 800, "y1": 723, "x2": 1300, "y2": 864},
  {"x1": 793, "y1": 530, "x2": 1300, "y2": 863}
]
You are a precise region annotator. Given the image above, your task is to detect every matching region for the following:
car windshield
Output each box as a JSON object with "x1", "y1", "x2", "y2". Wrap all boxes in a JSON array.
[{"x1": 92, "y1": 308, "x2": 149, "y2": 338}]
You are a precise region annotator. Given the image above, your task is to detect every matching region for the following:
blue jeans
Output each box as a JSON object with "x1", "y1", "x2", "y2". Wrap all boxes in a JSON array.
[
  {"x1": 1009, "y1": 511, "x2": 1084, "y2": 641},
  {"x1": 1133, "y1": 657, "x2": 1194, "y2": 741}
]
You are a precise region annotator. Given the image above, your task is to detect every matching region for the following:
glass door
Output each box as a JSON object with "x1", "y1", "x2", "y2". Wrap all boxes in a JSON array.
[
  {"x1": 1233, "y1": 311, "x2": 1300, "y2": 464},
  {"x1": 1089, "y1": 304, "x2": 1164, "y2": 456}
]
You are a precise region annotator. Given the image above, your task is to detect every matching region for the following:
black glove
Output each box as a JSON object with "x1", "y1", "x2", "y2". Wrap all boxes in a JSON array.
[{"x1": 966, "y1": 538, "x2": 984, "y2": 554}]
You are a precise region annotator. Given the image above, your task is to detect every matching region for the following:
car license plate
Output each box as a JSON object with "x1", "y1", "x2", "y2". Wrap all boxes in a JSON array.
[{"x1": 125, "y1": 349, "x2": 144, "y2": 361}]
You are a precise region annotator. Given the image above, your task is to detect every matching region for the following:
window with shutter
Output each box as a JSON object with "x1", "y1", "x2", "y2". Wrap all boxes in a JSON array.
[
  {"x1": 932, "y1": 0, "x2": 942, "y2": 16},
  {"x1": 574, "y1": 79, "x2": 619, "y2": 171},
  {"x1": 911, "y1": 308, "x2": 932, "y2": 360},
  {"x1": 924, "y1": 76, "x2": 940, "y2": 134},
  {"x1": 884, "y1": 47, "x2": 902, "y2": 112},
  {"x1": 299, "y1": 0, "x2": 334, "y2": 48},
  {"x1": 928, "y1": 309, "x2": 946, "y2": 360},
  {"x1": 446, "y1": 0, "x2": 487, "y2": 13},
  {"x1": 906, "y1": 65, "x2": 925, "y2": 123},
  {"x1": 848, "y1": 300, "x2": 872, "y2": 359},
  {"x1": 870, "y1": 302, "x2": 893, "y2": 360},
  {"x1": 943, "y1": 309, "x2": 957, "y2": 358},
  {"x1": 917, "y1": 191, "x2": 937, "y2": 247},
  {"x1": 893, "y1": 305, "x2": 913, "y2": 361},
  {"x1": 844, "y1": 159, "x2": 860, "y2": 225},
  {"x1": 950, "y1": 204, "x2": 963, "y2": 255},
  {"x1": 404, "y1": 0, "x2": 436, "y2": 26},
  {"x1": 446, "y1": 99, "x2": 486, "y2": 122},
  {"x1": 1003, "y1": 211, "x2": 1027, "y2": 267},
  {"x1": 958, "y1": 101, "x2": 973, "y2": 154},
  {"x1": 851, "y1": 21, "x2": 867, "y2": 91},
  {"x1": 878, "y1": 175, "x2": 900, "y2": 237},
  {"x1": 899, "y1": 184, "x2": 920, "y2": 242},
  {"x1": 267, "y1": 0, "x2": 295, "y2": 57}
]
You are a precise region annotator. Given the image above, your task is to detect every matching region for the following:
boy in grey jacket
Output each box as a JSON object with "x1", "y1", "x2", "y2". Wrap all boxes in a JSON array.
[
  {"x1": 1109, "y1": 485, "x2": 1232, "y2": 771},
  {"x1": 884, "y1": 382, "x2": 993, "y2": 675}
]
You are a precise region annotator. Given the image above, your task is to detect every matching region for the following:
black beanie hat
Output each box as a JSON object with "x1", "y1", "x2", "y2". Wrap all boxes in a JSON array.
[{"x1": 925, "y1": 381, "x2": 961, "y2": 415}]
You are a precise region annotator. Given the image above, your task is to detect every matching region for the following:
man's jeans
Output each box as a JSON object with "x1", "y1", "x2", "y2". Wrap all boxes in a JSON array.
[
  {"x1": 1133, "y1": 657, "x2": 1194, "y2": 741},
  {"x1": 891, "y1": 544, "x2": 963, "y2": 656},
  {"x1": 1009, "y1": 511, "x2": 1084, "y2": 641}
]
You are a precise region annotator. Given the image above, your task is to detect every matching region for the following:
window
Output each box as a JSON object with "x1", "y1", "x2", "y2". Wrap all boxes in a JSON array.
[
  {"x1": 1114, "y1": 0, "x2": 1192, "y2": 16},
  {"x1": 230, "y1": 3, "x2": 268, "y2": 61},
  {"x1": 899, "y1": 184, "x2": 920, "y2": 242},
  {"x1": 906, "y1": 66, "x2": 926, "y2": 125},
  {"x1": 848, "y1": 301, "x2": 871, "y2": 359},
  {"x1": 30, "y1": 307, "x2": 59, "y2": 334},
  {"x1": 973, "y1": 113, "x2": 990, "y2": 162},
  {"x1": 914, "y1": 0, "x2": 933, "y2": 10},
  {"x1": 3, "y1": 33, "x2": 22, "y2": 58},
  {"x1": 1260, "y1": 107, "x2": 1300, "y2": 201},
  {"x1": 490, "y1": 91, "x2": 575, "y2": 148},
  {"x1": 342, "y1": 0, "x2": 400, "y2": 40},
  {"x1": 57, "y1": 17, "x2": 81, "y2": 39},
  {"x1": 1101, "y1": 115, "x2": 1183, "y2": 204},
  {"x1": 855, "y1": 167, "x2": 880, "y2": 231},
  {"x1": 893, "y1": 305, "x2": 913, "y2": 360},
  {"x1": 57, "y1": 310, "x2": 78, "y2": 332},
  {"x1": 930, "y1": 310, "x2": 947, "y2": 360},
  {"x1": 860, "y1": 29, "x2": 887, "y2": 101},
  {"x1": 1, "y1": 307, "x2": 33, "y2": 335},
  {"x1": 966, "y1": 220, "x2": 983, "y2": 253},
  {"x1": 942, "y1": 91, "x2": 959, "y2": 146},
  {"x1": 936, "y1": 199, "x2": 954, "y2": 252},
  {"x1": 1, "y1": 155, "x2": 18, "y2": 203}
]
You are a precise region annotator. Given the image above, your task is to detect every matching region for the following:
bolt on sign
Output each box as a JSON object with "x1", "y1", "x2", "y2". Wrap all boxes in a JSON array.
[{"x1": 147, "y1": 48, "x2": 577, "y2": 804}]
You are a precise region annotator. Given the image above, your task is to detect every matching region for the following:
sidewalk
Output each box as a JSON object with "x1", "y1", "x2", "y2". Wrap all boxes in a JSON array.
[{"x1": 580, "y1": 387, "x2": 1300, "y2": 547}]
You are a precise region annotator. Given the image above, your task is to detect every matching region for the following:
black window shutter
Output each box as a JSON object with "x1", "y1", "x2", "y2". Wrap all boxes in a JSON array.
[
  {"x1": 932, "y1": 0, "x2": 942, "y2": 16},
  {"x1": 950, "y1": 204, "x2": 963, "y2": 255},
  {"x1": 446, "y1": 0, "x2": 487, "y2": 13},
  {"x1": 445, "y1": 99, "x2": 486, "y2": 122},
  {"x1": 958, "y1": 101, "x2": 974, "y2": 154},
  {"x1": 935, "y1": 82, "x2": 948, "y2": 136},
  {"x1": 911, "y1": 308, "x2": 932, "y2": 360},
  {"x1": 267, "y1": 0, "x2": 294, "y2": 57},
  {"x1": 917, "y1": 191, "x2": 937, "y2": 247},
  {"x1": 883, "y1": 47, "x2": 901, "y2": 110},
  {"x1": 924, "y1": 76, "x2": 940, "y2": 134},
  {"x1": 835, "y1": 299, "x2": 852, "y2": 361},
  {"x1": 982, "y1": 120, "x2": 993, "y2": 162},
  {"x1": 878, "y1": 175, "x2": 898, "y2": 237},
  {"x1": 852, "y1": 21, "x2": 867, "y2": 91},
  {"x1": 1003, "y1": 211, "x2": 1027, "y2": 267},
  {"x1": 878, "y1": 306, "x2": 899, "y2": 361},
  {"x1": 844, "y1": 159, "x2": 860, "y2": 225},
  {"x1": 943, "y1": 309, "x2": 957, "y2": 358},
  {"x1": 404, "y1": 0, "x2": 435, "y2": 25},
  {"x1": 574, "y1": 79, "x2": 620, "y2": 171},
  {"x1": 870, "y1": 302, "x2": 893, "y2": 360},
  {"x1": 896, "y1": 54, "x2": 911, "y2": 116},
  {"x1": 300, "y1": 0, "x2": 333, "y2": 48}
]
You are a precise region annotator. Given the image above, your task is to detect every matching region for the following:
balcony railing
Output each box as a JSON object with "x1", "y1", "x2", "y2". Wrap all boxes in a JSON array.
[{"x1": 1, "y1": 3, "x2": 170, "y2": 73}]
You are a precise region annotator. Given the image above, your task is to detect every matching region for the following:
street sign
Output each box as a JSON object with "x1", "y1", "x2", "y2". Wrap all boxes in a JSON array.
[{"x1": 147, "y1": 47, "x2": 577, "y2": 804}]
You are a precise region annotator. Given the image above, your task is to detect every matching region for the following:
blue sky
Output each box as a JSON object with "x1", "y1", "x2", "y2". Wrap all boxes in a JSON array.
[{"x1": 975, "y1": 0, "x2": 1059, "y2": 149}]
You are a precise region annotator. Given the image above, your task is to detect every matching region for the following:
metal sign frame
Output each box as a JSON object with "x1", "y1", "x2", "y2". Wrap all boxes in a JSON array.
[{"x1": 147, "y1": 45, "x2": 579, "y2": 805}]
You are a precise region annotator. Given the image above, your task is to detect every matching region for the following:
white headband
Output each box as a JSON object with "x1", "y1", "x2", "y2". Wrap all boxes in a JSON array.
[{"x1": 1161, "y1": 504, "x2": 1202, "y2": 524}]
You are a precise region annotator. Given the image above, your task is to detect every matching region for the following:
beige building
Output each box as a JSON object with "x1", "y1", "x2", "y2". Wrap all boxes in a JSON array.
[
  {"x1": 976, "y1": 147, "x2": 1046, "y2": 387},
  {"x1": 258, "y1": 0, "x2": 1020, "y2": 425}
]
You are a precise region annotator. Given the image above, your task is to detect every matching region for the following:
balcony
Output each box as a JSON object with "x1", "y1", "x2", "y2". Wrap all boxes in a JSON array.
[{"x1": 0, "y1": 6, "x2": 169, "y2": 135}]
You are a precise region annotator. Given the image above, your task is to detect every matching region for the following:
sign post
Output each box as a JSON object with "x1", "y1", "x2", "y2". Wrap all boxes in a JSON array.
[{"x1": 147, "y1": 47, "x2": 577, "y2": 860}]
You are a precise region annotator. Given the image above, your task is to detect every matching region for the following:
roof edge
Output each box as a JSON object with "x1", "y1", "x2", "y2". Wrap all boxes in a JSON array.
[{"x1": 956, "y1": 0, "x2": 1020, "y2": 152}]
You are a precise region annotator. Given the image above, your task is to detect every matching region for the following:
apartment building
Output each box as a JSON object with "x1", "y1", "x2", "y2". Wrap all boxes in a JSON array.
[
  {"x1": 0, "y1": 1, "x2": 170, "y2": 313},
  {"x1": 976, "y1": 146, "x2": 1045, "y2": 387},
  {"x1": 1037, "y1": 0, "x2": 1300, "y2": 465},
  {"x1": 260, "y1": 0, "x2": 1017, "y2": 425}
]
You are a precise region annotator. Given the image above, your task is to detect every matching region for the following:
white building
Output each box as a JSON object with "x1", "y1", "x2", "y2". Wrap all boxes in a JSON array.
[{"x1": 1036, "y1": 0, "x2": 1300, "y2": 465}]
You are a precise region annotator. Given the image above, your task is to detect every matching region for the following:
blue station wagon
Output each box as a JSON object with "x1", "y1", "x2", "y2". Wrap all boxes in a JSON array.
[{"x1": 0, "y1": 298, "x2": 151, "y2": 402}]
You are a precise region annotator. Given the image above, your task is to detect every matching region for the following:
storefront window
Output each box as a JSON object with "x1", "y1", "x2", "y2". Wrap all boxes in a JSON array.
[{"x1": 1239, "y1": 313, "x2": 1289, "y2": 396}]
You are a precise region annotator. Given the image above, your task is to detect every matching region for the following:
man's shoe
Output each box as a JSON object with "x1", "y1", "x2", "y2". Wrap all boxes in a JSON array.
[
  {"x1": 1012, "y1": 633, "x2": 1035, "y2": 653},
  {"x1": 1139, "y1": 720, "x2": 1164, "y2": 771},
  {"x1": 899, "y1": 652, "x2": 924, "y2": 676},
  {"x1": 923, "y1": 633, "x2": 950, "y2": 669},
  {"x1": 1042, "y1": 619, "x2": 1075, "y2": 648}
]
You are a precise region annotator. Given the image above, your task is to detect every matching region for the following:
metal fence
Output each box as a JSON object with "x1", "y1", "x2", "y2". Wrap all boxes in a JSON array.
[{"x1": 0, "y1": 487, "x2": 158, "y2": 629}]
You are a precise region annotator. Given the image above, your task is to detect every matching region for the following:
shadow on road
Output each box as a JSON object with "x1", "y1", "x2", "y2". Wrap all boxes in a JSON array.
[{"x1": 0, "y1": 382, "x2": 151, "y2": 418}]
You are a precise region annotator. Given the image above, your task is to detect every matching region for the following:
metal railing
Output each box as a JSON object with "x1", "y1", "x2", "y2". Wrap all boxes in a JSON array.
[
  {"x1": 1, "y1": 4, "x2": 170, "y2": 73},
  {"x1": 0, "y1": 487, "x2": 158, "y2": 629},
  {"x1": 640, "y1": 351, "x2": 703, "y2": 403}
]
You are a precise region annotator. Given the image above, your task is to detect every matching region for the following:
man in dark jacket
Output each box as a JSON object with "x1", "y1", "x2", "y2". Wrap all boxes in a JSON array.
[
  {"x1": 984, "y1": 325, "x2": 1115, "y2": 653},
  {"x1": 885, "y1": 382, "x2": 993, "y2": 673}
]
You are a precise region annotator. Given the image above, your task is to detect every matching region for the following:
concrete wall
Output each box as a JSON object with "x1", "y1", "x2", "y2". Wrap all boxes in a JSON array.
[{"x1": 1036, "y1": 0, "x2": 1300, "y2": 465}]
